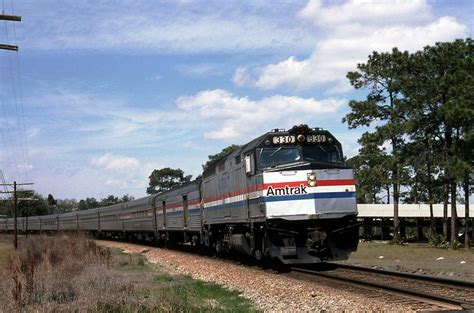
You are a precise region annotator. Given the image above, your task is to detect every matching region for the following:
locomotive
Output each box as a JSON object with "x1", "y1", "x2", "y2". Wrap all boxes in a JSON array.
[{"x1": 1, "y1": 125, "x2": 359, "y2": 264}]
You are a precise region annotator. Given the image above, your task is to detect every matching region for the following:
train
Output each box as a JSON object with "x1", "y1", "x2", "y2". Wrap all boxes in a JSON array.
[{"x1": 0, "y1": 125, "x2": 359, "y2": 264}]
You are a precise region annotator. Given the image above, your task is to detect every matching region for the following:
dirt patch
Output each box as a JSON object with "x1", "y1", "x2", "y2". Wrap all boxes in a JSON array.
[{"x1": 338, "y1": 241, "x2": 474, "y2": 281}]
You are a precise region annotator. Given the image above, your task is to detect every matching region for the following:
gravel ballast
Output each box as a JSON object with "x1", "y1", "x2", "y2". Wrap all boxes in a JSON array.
[{"x1": 97, "y1": 240, "x2": 412, "y2": 311}]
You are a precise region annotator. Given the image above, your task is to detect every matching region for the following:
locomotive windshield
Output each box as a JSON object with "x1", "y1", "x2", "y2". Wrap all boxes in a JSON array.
[
  {"x1": 301, "y1": 145, "x2": 343, "y2": 164},
  {"x1": 258, "y1": 147, "x2": 301, "y2": 168},
  {"x1": 258, "y1": 145, "x2": 343, "y2": 168}
]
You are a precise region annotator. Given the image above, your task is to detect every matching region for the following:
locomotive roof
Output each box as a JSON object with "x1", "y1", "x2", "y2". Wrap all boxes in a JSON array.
[
  {"x1": 202, "y1": 132, "x2": 267, "y2": 177},
  {"x1": 202, "y1": 125, "x2": 338, "y2": 177}
]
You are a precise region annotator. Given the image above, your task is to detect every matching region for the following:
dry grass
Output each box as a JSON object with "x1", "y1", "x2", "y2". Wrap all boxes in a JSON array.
[
  {"x1": 0, "y1": 233, "x2": 115, "y2": 311},
  {"x1": 0, "y1": 234, "x2": 256, "y2": 312},
  {"x1": 0, "y1": 241, "x2": 14, "y2": 267}
]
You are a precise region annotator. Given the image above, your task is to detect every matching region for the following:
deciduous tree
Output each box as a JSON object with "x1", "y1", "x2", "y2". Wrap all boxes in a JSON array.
[
  {"x1": 147, "y1": 167, "x2": 192, "y2": 194},
  {"x1": 78, "y1": 197, "x2": 99, "y2": 211},
  {"x1": 203, "y1": 144, "x2": 240, "y2": 170}
]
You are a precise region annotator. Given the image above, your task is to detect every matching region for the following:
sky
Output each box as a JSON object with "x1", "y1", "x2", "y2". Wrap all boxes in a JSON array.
[{"x1": 0, "y1": 0, "x2": 472, "y2": 200}]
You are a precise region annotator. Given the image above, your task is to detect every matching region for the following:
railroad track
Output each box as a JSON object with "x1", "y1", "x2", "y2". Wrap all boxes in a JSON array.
[{"x1": 291, "y1": 263, "x2": 474, "y2": 311}]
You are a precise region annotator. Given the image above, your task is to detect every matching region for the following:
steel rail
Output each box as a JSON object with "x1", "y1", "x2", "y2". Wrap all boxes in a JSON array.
[
  {"x1": 290, "y1": 266, "x2": 474, "y2": 310},
  {"x1": 334, "y1": 263, "x2": 474, "y2": 288}
]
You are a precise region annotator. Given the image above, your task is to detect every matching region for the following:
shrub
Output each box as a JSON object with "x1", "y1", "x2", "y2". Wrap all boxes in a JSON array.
[
  {"x1": 428, "y1": 234, "x2": 448, "y2": 248},
  {"x1": 389, "y1": 237, "x2": 404, "y2": 245},
  {"x1": 450, "y1": 239, "x2": 462, "y2": 250}
]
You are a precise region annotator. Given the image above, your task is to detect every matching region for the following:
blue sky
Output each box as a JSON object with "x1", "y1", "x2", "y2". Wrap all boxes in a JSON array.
[{"x1": 0, "y1": 0, "x2": 472, "y2": 199}]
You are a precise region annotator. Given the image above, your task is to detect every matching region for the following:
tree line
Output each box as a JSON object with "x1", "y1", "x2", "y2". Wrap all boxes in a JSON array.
[
  {"x1": 0, "y1": 192, "x2": 134, "y2": 217},
  {"x1": 344, "y1": 38, "x2": 472, "y2": 248}
]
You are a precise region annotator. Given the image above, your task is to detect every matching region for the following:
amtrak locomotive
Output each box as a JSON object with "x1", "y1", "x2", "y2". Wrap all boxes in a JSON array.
[{"x1": 1, "y1": 125, "x2": 359, "y2": 264}]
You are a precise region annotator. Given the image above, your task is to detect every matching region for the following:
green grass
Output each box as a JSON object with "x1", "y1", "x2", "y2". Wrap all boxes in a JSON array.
[
  {"x1": 153, "y1": 274, "x2": 175, "y2": 282},
  {"x1": 137, "y1": 275, "x2": 257, "y2": 312}
]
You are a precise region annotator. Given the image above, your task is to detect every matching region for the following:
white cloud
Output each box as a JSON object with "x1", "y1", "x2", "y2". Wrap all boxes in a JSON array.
[
  {"x1": 105, "y1": 178, "x2": 129, "y2": 189},
  {"x1": 20, "y1": 2, "x2": 316, "y2": 54},
  {"x1": 254, "y1": 57, "x2": 309, "y2": 90},
  {"x1": 31, "y1": 88, "x2": 346, "y2": 144},
  {"x1": 17, "y1": 163, "x2": 34, "y2": 172},
  {"x1": 299, "y1": 0, "x2": 432, "y2": 27},
  {"x1": 183, "y1": 141, "x2": 207, "y2": 151},
  {"x1": 27, "y1": 128, "x2": 41, "y2": 139},
  {"x1": 246, "y1": 0, "x2": 468, "y2": 91},
  {"x1": 176, "y1": 63, "x2": 223, "y2": 77},
  {"x1": 91, "y1": 153, "x2": 140, "y2": 171},
  {"x1": 176, "y1": 89, "x2": 345, "y2": 139},
  {"x1": 26, "y1": 87, "x2": 348, "y2": 165},
  {"x1": 232, "y1": 67, "x2": 251, "y2": 86}
]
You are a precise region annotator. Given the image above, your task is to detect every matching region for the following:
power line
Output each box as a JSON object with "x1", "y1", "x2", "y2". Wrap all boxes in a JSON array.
[
  {"x1": 0, "y1": 6, "x2": 27, "y2": 183},
  {"x1": 9, "y1": 2, "x2": 30, "y2": 182},
  {"x1": 10, "y1": 9, "x2": 30, "y2": 179},
  {"x1": 6, "y1": 0, "x2": 30, "y2": 181},
  {"x1": 1, "y1": 95, "x2": 21, "y2": 179},
  {"x1": 2, "y1": 15, "x2": 28, "y2": 181}
]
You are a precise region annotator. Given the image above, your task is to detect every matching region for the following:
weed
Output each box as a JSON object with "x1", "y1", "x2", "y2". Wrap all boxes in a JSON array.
[
  {"x1": 450, "y1": 239, "x2": 462, "y2": 250},
  {"x1": 154, "y1": 274, "x2": 174, "y2": 282},
  {"x1": 113, "y1": 252, "x2": 153, "y2": 272},
  {"x1": 428, "y1": 234, "x2": 448, "y2": 247},
  {"x1": 389, "y1": 237, "x2": 405, "y2": 245}
]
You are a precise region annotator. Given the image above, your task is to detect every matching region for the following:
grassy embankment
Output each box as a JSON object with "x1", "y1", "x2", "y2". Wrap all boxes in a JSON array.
[
  {"x1": 0, "y1": 236, "x2": 14, "y2": 267},
  {"x1": 339, "y1": 241, "x2": 474, "y2": 280},
  {"x1": 0, "y1": 234, "x2": 256, "y2": 312}
]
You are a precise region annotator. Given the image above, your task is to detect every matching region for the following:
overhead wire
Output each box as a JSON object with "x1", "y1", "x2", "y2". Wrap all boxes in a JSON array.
[
  {"x1": 3, "y1": 14, "x2": 27, "y2": 181},
  {"x1": 9, "y1": 0, "x2": 30, "y2": 181},
  {"x1": 0, "y1": 96, "x2": 20, "y2": 179},
  {"x1": 0, "y1": 18, "x2": 21, "y2": 181},
  {"x1": 0, "y1": 0, "x2": 29, "y2": 182}
]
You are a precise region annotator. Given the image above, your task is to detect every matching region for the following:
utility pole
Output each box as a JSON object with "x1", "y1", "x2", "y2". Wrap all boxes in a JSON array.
[
  {"x1": 0, "y1": 181, "x2": 34, "y2": 249},
  {"x1": 0, "y1": 12, "x2": 21, "y2": 51}
]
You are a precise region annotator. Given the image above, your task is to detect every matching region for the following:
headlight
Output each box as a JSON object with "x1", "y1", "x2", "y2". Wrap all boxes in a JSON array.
[{"x1": 307, "y1": 172, "x2": 316, "y2": 187}]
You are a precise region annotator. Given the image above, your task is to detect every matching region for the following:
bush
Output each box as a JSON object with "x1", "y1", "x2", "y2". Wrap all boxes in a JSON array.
[
  {"x1": 428, "y1": 233, "x2": 448, "y2": 248},
  {"x1": 389, "y1": 237, "x2": 404, "y2": 245},
  {"x1": 450, "y1": 239, "x2": 462, "y2": 250}
]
